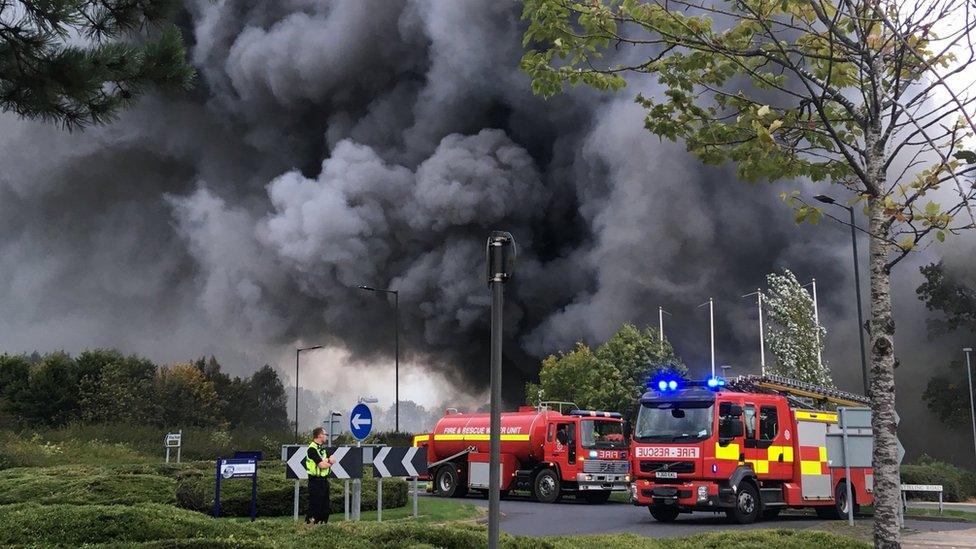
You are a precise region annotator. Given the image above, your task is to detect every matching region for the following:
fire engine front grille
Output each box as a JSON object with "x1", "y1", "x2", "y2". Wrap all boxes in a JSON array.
[
  {"x1": 582, "y1": 460, "x2": 630, "y2": 474},
  {"x1": 639, "y1": 460, "x2": 695, "y2": 474}
]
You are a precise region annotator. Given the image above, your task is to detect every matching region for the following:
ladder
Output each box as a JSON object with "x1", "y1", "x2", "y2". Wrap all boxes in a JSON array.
[{"x1": 726, "y1": 374, "x2": 870, "y2": 408}]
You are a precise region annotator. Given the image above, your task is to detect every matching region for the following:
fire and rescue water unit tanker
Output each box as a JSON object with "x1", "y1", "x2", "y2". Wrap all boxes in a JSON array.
[
  {"x1": 631, "y1": 374, "x2": 875, "y2": 524},
  {"x1": 422, "y1": 404, "x2": 630, "y2": 503}
]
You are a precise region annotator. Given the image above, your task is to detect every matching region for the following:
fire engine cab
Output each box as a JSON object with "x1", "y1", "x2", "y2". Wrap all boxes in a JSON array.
[{"x1": 630, "y1": 374, "x2": 874, "y2": 524}]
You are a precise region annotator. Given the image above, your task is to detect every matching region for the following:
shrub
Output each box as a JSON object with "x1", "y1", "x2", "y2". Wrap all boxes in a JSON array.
[
  {"x1": 901, "y1": 455, "x2": 976, "y2": 502},
  {"x1": 0, "y1": 465, "x2": 176, "y2": 505},
  {"x1": 0, "y1": 503, "x2": 263, "y2": 546},
  {"x1": 175, "y1": 463, "x2": 408, "y2": 517}
]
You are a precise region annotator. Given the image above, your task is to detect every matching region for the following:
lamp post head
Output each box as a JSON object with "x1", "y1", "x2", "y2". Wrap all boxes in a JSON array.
[
  {"x1": 814, "y1": 195, "x2": 835, "y2": 204},
  {"x1": 359, "y1": 285, "x2": 375, "y2": 291},
  {"x1": 965, "y1": 347, "x2": 973, "y2": 353}
]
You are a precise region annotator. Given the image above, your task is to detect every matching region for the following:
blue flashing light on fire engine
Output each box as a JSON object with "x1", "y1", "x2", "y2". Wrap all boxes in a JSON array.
[
  {"x1": 706, "y1": 376, "x2": 726, "y2": 390},
  {"x1": 652, "y1": 377, "x2": 682, "y2": 392},
  {"x1": 657, "y1": 380, "x2": 667, "y2": 391},
  {"x1": 668, "y1": 380, "x2": 678, "y2": 390}
]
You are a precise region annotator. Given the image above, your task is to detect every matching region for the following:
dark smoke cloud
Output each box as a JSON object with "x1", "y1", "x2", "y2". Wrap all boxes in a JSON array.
[{"x1": 0, "y1": 0, "x2": 972, "y2": 465}]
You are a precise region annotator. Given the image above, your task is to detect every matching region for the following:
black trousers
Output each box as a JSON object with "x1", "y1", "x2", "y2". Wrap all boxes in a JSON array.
[{"x1": 306, "y1": 476, "x2": 330, "y2": 524}]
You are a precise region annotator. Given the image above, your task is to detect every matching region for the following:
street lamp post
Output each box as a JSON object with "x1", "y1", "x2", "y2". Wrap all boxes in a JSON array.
[
  {"x1": 295, "y1": 345, "x2": 323, "y2": 441},
  {"x1": 359, "y1": 285, "x2": 400, "y2": 432},
  {"x1": 698, "y1": 298, "x2": 716, "y2": 377},
  {"x1": 658, "y1": 306, "x2": 671, "y2": 347},
  {"x1": 742, "y1": 290, "x2": 766, "y2": 375},
  {"x1": 814, "y1": 195, "x2": 870, "y2": 394},
  {"x1": 965, "y1": 347, "x2": 975, "y2": 467}
]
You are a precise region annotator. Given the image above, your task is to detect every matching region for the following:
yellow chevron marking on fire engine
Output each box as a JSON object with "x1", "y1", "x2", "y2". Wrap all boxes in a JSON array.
[
  {"x1": 800, "y1": 461, "x2": 823, "y2": 475},
  {"x1": 432, "y1": 434, "x2": 531, "y2": 442},
  {"x1": 794, "y1": 410, "x2": 838, "y2": 423},
  {"x1": 714, "y1": 442, "x2": 740, "y2": 461},
  {"x1": 819, "y1": 446, "x2": 828, "y2": 462},
  {"x1": 768, "y1": 445, "x2": 794, "y2": 462}
]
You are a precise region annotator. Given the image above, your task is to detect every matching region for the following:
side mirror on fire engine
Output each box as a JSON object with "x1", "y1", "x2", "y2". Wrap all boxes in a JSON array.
[
  {"x1": 719, "y1": 418, "x2": 744, "y2": 441},
  {"x1": 719, "y1": 402, "x2": 743, "y2": 417},
  {"x1": 623, "y1": 420, "x2": 632, "y2": 440},
  {"x1": 556, "y1": 430, "x2": 568, "y2": 445}
]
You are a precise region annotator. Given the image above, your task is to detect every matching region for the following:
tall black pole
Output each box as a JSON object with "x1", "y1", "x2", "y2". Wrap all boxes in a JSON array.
[
  {"x1": 489, "y1": 277, "x2": 503, "y2": 548},
  {"x1": 294, "y1": 349, "x2": 300, "y2": 442},
  {"x1": 486, "y1": 231, "x2": 514, "y2": 549},
  {"x1": 395, "y1": 290, "x2": 400, "y2": 433},
  {"x1": 849, "y1": 206, "x2": 870, "y2": 394}
]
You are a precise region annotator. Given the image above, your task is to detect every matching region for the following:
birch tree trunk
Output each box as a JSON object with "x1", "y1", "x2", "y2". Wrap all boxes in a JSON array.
[{"x1": 868, "y1": 196, "x2": 901, "y2": 549}]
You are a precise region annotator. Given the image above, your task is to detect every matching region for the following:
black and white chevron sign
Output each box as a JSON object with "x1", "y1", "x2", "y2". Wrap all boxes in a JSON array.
[
  {"x1": 372, "y1": 447, "x2": 428, "y2": 477},
  {"x1": 282, "y1": 445, "x2": 363, "y2": 480}
]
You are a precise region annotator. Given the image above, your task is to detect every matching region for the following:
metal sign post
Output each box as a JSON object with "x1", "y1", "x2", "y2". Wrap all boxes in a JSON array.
[
  {"x1": 213, "y1": 458, "x2": 258, "y2": 521},
  {"x1": 486, "y1": 231, "x2": 515, "y2": 549},
  {"x1": 349, "y1": 403, "x2": 372, "y2": 522},
  {"x1": 164, "y1": 431, "x2": 182, "y2": 464},
  {"x1": 412, "y1": 477, "x2": 419, "y2": 518},
  {"x1": 377, "y1": 478, "x2": 383, "y2": 522}
]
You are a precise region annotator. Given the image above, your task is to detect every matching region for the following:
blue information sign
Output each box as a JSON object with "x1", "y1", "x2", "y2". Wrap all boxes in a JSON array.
[
  {"x1": 349, "y1": 403, "x2": 373, "y2": 440},
  {"x1": 213, "y1": 458, "x2": 258, "y2": 521}
]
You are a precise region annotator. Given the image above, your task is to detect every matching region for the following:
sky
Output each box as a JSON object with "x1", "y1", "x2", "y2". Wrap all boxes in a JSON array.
[{"x1": 0, "y1": 0, "x2": 973, "y2": 466}]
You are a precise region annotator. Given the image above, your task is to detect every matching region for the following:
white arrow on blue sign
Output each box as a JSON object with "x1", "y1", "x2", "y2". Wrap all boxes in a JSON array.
[{"x1": 350, "y1": 403, "x2": 373, "y2": 440}]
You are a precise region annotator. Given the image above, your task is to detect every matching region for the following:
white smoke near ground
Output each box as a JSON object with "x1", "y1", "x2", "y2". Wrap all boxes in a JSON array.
[{"x1": 0, "y1": 0, "x2": 972, "y2": 464}]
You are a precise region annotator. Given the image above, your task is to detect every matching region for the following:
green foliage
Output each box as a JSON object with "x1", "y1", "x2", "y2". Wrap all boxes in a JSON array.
[
  {"x1": 0, "y1": 424, "x2": 293, "y2": 468},
  {"x1": 0, "y1": 466, "x2": 176, "y2": 506},
  {"x1": 916, "y1": 263, "x2": 976, "y2": 429},
  {"x1": 900, "y1": 455, "x2": 976, "y2": 502},
  {"x1": 0, "y1": 349, "x2": 292, "y2": 432},
  {"x1": 527, "y1": 324, "x2": 686, "y2": 415},
  {"x1": 0, "y1": 1, "x2": 195, "y2": 129}
]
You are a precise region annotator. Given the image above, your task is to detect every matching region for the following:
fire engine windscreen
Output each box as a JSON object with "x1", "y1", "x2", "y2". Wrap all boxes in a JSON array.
[
  {"x1": 635, "y1": 402, "x2": 713, "y2": 443},
  {"x1": 579, "y1": 420, "x2": 628, "y2": 449}
]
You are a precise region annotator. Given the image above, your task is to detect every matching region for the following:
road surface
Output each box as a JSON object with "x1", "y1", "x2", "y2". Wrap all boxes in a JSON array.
[{"x1": 442, "y1": 494, "x2": 975, "y2": 543}]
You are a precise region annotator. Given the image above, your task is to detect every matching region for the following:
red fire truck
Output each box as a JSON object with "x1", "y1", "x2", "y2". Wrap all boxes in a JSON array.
[
  {"x1": 421, "y1": 403, "x2": 631, "y2": 503},
  {"x1": 630, "y1": 374, "x2": 874, "y2": 524}
]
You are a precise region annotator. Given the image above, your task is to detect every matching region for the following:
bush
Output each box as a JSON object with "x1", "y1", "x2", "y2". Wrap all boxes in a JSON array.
[
  {"x1": 901, "y1": 455, "x2": 976, "y2": 502},
  {"x1": 175, "y1": 463, "x2": 408, "y2": 517},
  {"x1": 0, "y1": 430, "x2": 150, "y2": 469},
  {"x1": 0, "y1": 465, "x2": 176, "y2": 505},
  {"x1": 0, "y1": 503, "x2": 263, "y2": 546}
]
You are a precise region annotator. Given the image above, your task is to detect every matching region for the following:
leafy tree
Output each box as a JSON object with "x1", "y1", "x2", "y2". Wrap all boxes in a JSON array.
[
  {"x1": 594, "y1": 323, "x2": 686, "y2": 397},
  {"x1": 521, "y1": 1, "x2": 976, "y2": 543},
  {"x1": 76, "y1": 349, "x2": 157, "y2": 423},
  {"x1": 20, "y1": 351, "x2": 79, "y2": 425},
  {"x1": 527, "y1": 343, "x2": 630, "y2": 413},
  {"x1": 0, "y1": 0, "x2": 195, "y2": 129},
  {"x1": 244, "y1": 364, "x2": 289, "y2": 430},
  {"x1": 763, "y1": 270, "x2": 831, "y2": 385},
  {"x1": 0, "y1": 354, "x2": 32, "y2": 420},
  {"x1": 527, "y1": 324, "x2": 686, "y2": 415},
  {"x1": 153, "y1": 362, "x2": 220, "y2": 427},
  {"x1": 917, "y1": 262, "x2": 976, "y2": 429}
]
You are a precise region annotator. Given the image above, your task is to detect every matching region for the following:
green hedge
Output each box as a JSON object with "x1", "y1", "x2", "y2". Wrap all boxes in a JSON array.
[
  {"x1": 0, "y1": 503, "x2": 264, "y2": 546},
  {"x1": 0, "y1": 466, "x2": 176, "y2": 505},
  {"x1": 901, "y1": 455, "x2": 976, "y2": 502},
  {"x1": 175, "y1": 464, "x2": 408, "y2": 517}
]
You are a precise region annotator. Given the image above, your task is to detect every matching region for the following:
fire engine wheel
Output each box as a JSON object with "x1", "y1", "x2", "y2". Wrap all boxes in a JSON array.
[
  {"x1": 583, "y1": 490, "x2": 612, "y2": 504},
  {"x1": 434, "y1": 466, "x2": 466, "y2": 498},
  {"x1": 726, "y1": 482, "x2": 761, "y2": 524},
  {"x1": 533, "y1": 469, "x2": 561, "y2": 503},
  {"x1": 649, "y1": 505, "x2": 680, "y2": 522}
]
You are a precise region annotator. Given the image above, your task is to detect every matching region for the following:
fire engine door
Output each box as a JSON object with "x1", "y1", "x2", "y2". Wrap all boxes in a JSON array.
[
  {"x1": 743, "y1": 403, "x2": 791, "y2": 480},
  {"x1": 551, "y1": 422, "x2": 577, "y2": 476}
]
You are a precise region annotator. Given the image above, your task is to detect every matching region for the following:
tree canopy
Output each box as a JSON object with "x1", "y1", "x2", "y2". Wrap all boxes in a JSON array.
[
  {"x1": 0, "y1": 0, "x2": 194, "y2": 129},
  {"x1": 526, "y1": 323, "x2": 686, "y2": 416}
]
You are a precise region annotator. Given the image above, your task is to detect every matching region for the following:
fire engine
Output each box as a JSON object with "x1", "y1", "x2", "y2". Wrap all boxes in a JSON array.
[
  {"x1": 630, "y1": 374, "x2": 874, "y2": 524},
  {"x1": 420, "y1": 403, "x2": 631, "y2": 503}
]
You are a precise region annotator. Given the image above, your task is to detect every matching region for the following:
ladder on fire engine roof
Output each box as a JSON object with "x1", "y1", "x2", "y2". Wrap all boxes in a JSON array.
[{"x1": 726, "y1": 374, "x2": 871, "y2": 408}]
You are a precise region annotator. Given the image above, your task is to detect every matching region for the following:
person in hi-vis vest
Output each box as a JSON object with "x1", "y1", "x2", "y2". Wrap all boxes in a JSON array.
[{"x1": 305, "y1": 426, "x2": 337, "y2": 524}]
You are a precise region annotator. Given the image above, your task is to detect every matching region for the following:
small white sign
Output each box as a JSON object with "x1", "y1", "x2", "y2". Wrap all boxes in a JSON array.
[
  {"x1": 655, "y1": 471, "x2": 678, "y2": 479},
  {"x1": 635, "y1": 446, "x2": 700, "y2": 459},
  {"x1": 221, "y1": 462, "x2": 256, "y2": 478},
  {"x1": 165, "y1": 433, "x2": 181, "y2": 447},
  {"x1": 901, "y1": 484, "x2": 943, "y2": 492}
]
